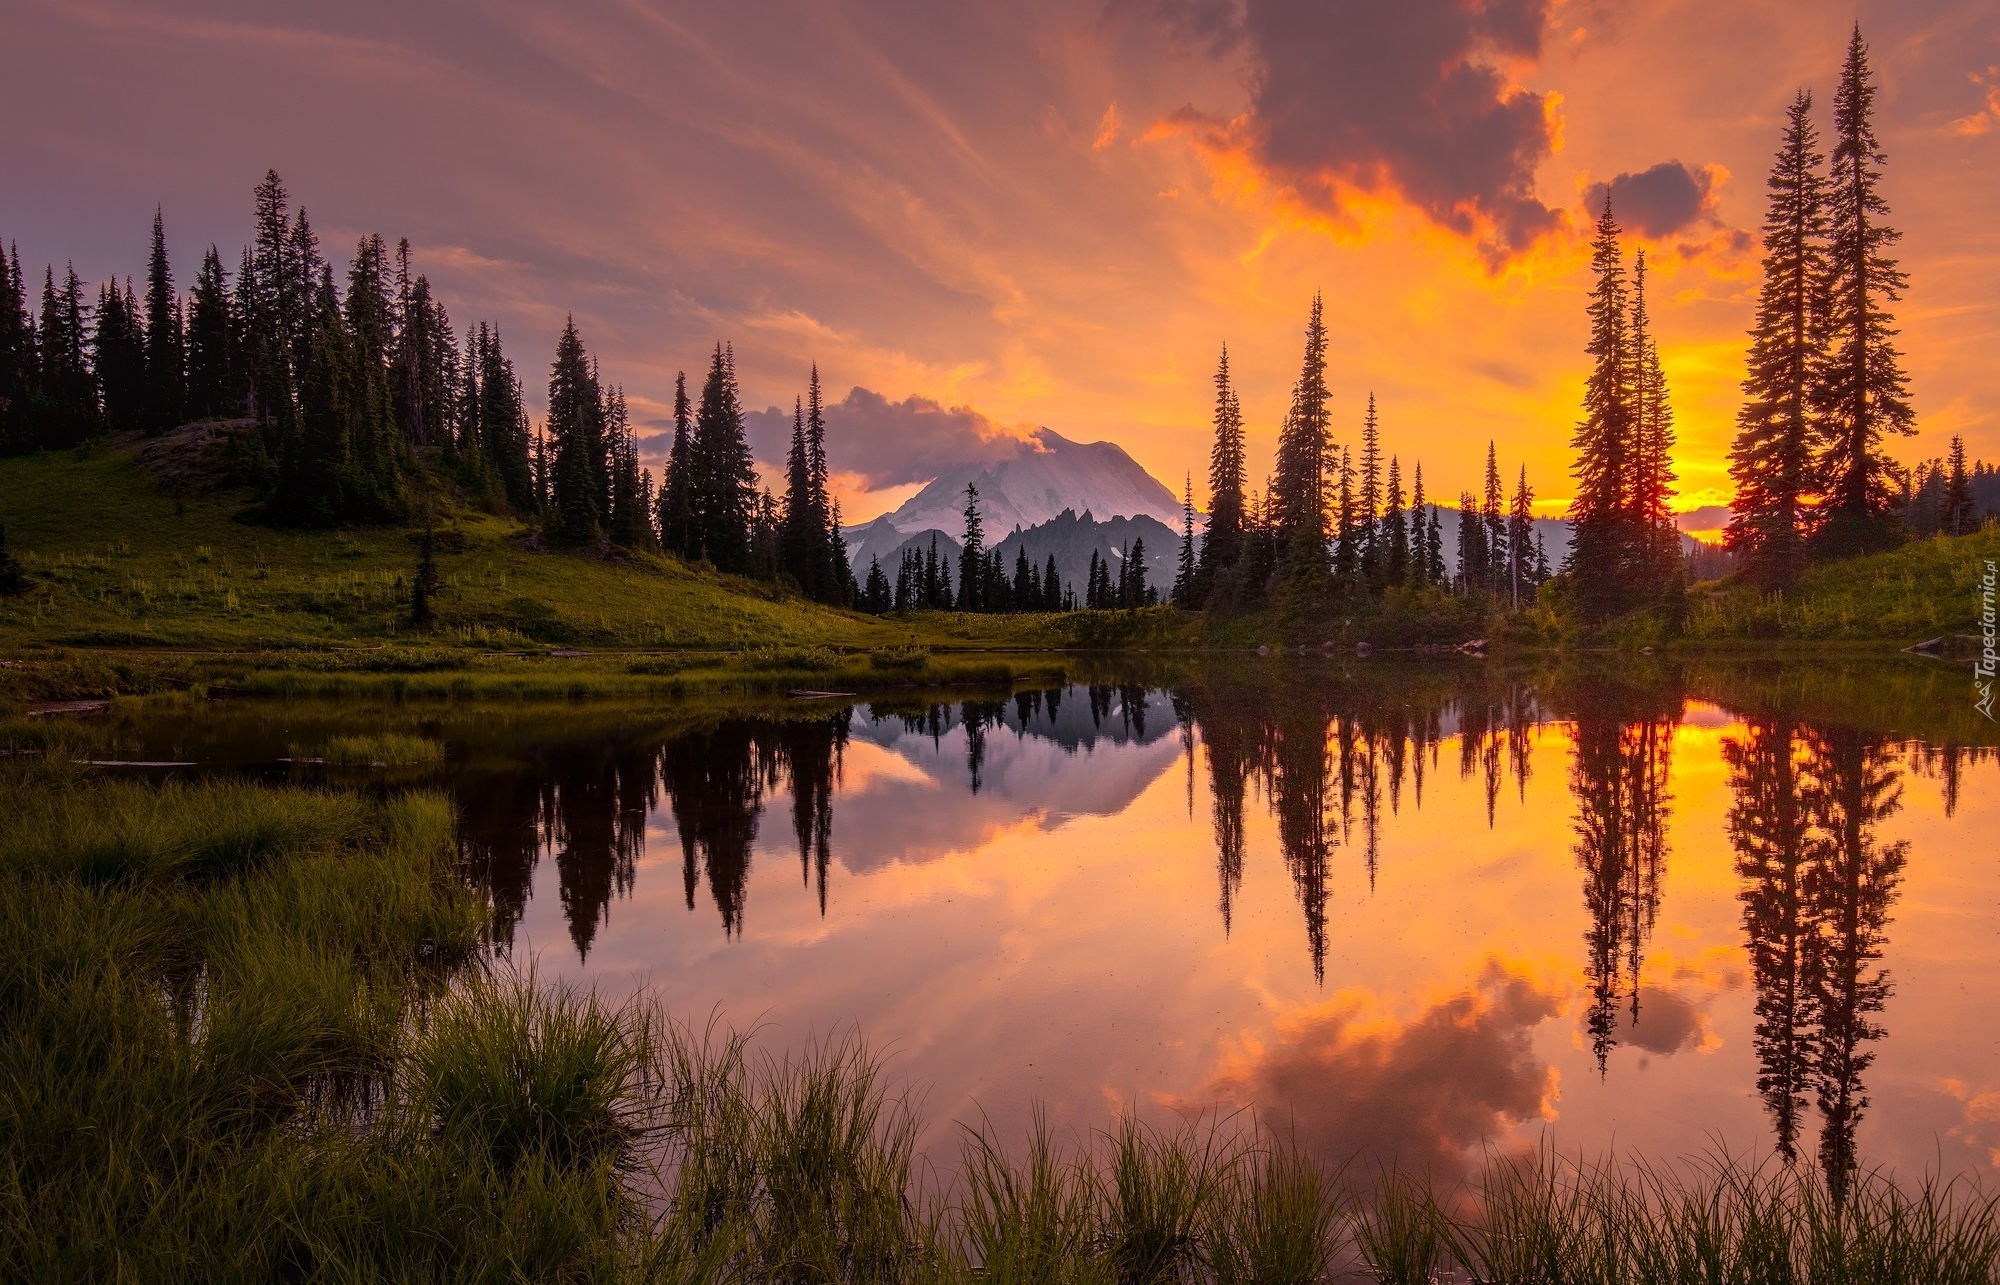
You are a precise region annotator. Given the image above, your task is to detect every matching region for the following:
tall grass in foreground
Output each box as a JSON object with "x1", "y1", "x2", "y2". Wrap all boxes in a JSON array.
[{"x1": 5, "y1": 760, "x2": 1998, "y2": 1281}]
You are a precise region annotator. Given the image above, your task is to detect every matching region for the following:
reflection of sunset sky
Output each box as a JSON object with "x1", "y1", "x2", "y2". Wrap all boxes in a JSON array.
[
  {"x1": 518, "y1": 701, "x2": 2000, "y2": 1179},
  {"x1": 5, "y1": 1, "x2": 1996, "y2": 516}
]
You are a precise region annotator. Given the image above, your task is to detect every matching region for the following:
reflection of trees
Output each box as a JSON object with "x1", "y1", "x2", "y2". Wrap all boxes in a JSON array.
[
  {"x1": 1725, "y1": 719, "x2": 1815, "y2": 1161},
  {"x1": 455, "y1": 738, "x2": 653, "y2": 959},
  {"x1": 455, "y1": 715, "x2": 852, "y2": 951},
  {"x1": 1569, "y1": 701, "x2": 1677, "y2": 1073},
  {"x1": 1805, "y1": 729, "x2": 1907, "y2": 1203},
  {"x1": 1724, "y1": 722, "x2": 1910, "y2": 1200},
  {"x1": 1184, "y1": 674, "x2": 1543, "y2": 983}
]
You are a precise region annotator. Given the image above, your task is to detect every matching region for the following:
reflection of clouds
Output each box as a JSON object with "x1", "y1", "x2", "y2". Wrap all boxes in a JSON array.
[
  {"x1": 1610, "y1": 985, "x2": 1714, "y2": 1056},
  {"x1": 1204, "y1": 961, "x2": 1563, "y2": 1177},
  {"x1": 831, "y1": 709, "x2": 1185, "y2": 872}
]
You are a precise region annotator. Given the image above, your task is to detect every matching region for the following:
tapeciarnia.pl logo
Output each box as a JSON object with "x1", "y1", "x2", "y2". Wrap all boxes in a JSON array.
[{"x1": 1978, "y1": 559, "x2": 1997, "y2": 722}]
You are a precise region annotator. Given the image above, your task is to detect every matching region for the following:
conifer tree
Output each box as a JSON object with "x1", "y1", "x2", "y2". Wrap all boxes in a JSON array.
[
  {"x1": 184, "y1": 246, "x2": 235, "y2": 420},
  {"x1": 0, "y1": 245, "x2": 29, "y2": 451},
  {"x1": 804, "y1": 365, "x2": 840, "y2": 599},
  {"x1": 143, "y1": 209, "x2": 184, "y2": 433},
  {"x1": 1566, "y1": 198, "x2": 1637, "y2": 617},
  {"x1": 1043, "y1": 553, "x2": 1060, "y2": 611},
  {"x1": 1456, "y1": 490, "x2": 1488, "y2": 594},
  {"x1": 95, "y1": 279, "x2": 147, "y2": 435},
  {"x1": 547, "y1": 317, "x2": 605, "y2": 544},
  {"x1": 1629, "y1": 254, "x2": 1679, "y2": 579},
  {"x1": 606, "y1": 386, "x2": 650, "y2": 548},
  {"x1": 1174, "y1": 473, "x2": 1197, "y2": 607},
  {"x1": 1125, "y1": 537, "x2": 1149, "y2": 607},
  {"x1": 37, "y1": 264, "x2": 96, "y2": 446},
  {"x1": 1409, "y1": 462, "x2": 1431, "y2": 588},
  {"x1": 1728, "y1": 90, "x2": 1830, "y2": 585},
  {"x1": 827, "y1": 497, "x2": 853, "y2": 605},
  {"x1": 658, "y1": 371, "x2": 693, "y2": 556},
  {"x1": 1197, "y1": 345, "x2": 1246, "y2": 602},
  {"x1": 1426, "y1": 498, "x2": 1446, "y2": 588},
  {"x1": 1818, "y1": 23, "x2": 1914, "y2": 552},
  {"x1": 1482, "y1": 441, "x2": 1508, "y2": 597},
  {"x1": 476, "y1": 325, "x2": 534, "y2": 512},
  {"x1": 1333, "y1": 446, "x2": 1359, "y2": 583},
  {"x1": 1272, "y1": 294, "x2": 1332, "y2": 580},
  {"x1": 862, "y1": 556, "x2": 890, "y2": 614},
  {"x1": 392, "y1": 268, "x2": 457, "y2": 456},
  {"x1": 780, "y1": 396, "x2": 817, "y2": 590},
  {"x1": 1383, "y1": 455, "x2": 1408, "y2": 588},
  {"x1": 1944, "y1": 435, "x2": 1974, "y2": 537},
  {"x1": 957, "y1": 482, "x2": 984, "y2": 611},
  {"x1": 1358, "y1": 393, "x2": 1382, "y2": 581},
  {"x1": 689, "y1": 344, "x2": 756, "y2": 571},
  {"x1": 1508, "y1": 464, "x2": 1536, "y2": 606}
]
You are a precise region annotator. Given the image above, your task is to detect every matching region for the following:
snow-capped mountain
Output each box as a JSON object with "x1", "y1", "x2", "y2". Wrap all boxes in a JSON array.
[{"x1": 869, "y1": 428, "x2": 1182, "y2": 535}]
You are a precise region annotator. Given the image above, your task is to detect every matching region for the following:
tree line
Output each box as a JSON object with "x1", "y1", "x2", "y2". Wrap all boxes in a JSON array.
[
  {"x1": 1180, "y1": 322, "x2": 1550, "y2": 617},
  {"x1": 0, "y1": 169, "x2": 857, "y2": 606}
]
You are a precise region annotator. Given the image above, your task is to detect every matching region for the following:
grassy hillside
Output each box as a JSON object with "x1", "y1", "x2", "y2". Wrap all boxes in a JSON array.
[
  {"x1": 0, "y1": 437, "x2": 1201, "y2": 657},
  {"x1": 1683, "y1": 524, "x2": 2000, "y2": 642}
]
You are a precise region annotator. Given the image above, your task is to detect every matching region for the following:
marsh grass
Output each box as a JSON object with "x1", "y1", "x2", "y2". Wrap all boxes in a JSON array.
[
  {"x1": 304, "y1": 731, "x2": 446, "y2": 766},
  {"x1": 8, "y1": 758, "x2": 1999, "y2": 1281}
]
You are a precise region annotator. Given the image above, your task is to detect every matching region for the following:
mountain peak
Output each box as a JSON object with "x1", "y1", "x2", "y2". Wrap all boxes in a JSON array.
[{"x1": 873, "y1": 428, "x2": 1180, "y2": 535}]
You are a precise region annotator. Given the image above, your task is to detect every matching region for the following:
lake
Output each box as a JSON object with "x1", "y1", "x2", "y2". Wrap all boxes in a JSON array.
[{"x1": 109, "y1": 656, "x2": 1999, "y2": 1185}]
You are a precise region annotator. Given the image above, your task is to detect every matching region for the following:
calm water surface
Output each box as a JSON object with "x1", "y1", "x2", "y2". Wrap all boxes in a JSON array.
[{"x1": 126, "y1": 661, "x2": 2000, "y2": 1181}]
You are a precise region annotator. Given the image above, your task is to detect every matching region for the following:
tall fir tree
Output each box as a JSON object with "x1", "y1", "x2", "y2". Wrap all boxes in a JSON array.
[
  {"x1": 779, "y1": 396, "x2": 817, "y2": 589},
  {"x1": 0, "y1": 242, "x2": 30, "y2": 450},
  {"x1": 1566, "y1": 197, "x2": 1637, "y2": 618},
  {"x1": 41, "y1": 264, "x2": 96, "y2": 445},
  {"x1": 1333, "y1": 446, "x2": 1359, "y2": 584},
  {"x1": 1943, "y1": 435, "x2": 1974, "y2": 537},
  {"x1": 606, "y1": 385, "x2": 649, "y2": 548},
  {"x1": 1173, "y1": 473, "x2": 1197, "y2": 607},
  {"x1": 1457, "y1": 490, "x2": 1486, "y2": 595},
  {"x1": 143, "y1": 209, "x2": 184, "y2": 433},
  {"x1": 1382, "y1": 455, "x2": 1408, "y2": 588},
  {"x1": 1408, "y1": 462, "x2": 1431, "y2": 588},
  {"x1": 477, "y1": 325, "x2": 534, "y2": 513},
  {"x1": 1197, "y1": 344, "x2": 1246, "y2": 603},
  {"x1": 546, "y1": 317, "x2": 606, "y2": 544},
  {"x1": 1271, "y1": 294, "x2": 1331, "y2": 581},
  {"x1": 688, "y1": 344, "x2": 756, "y2": 572},
  {"x1": 659, "y1": 370, "x2": 693, "y2": 556},
  {"x1": 1629, "y1": 253, "x2": 1679, "y2": 580},
  {"x1": 957, "y1": 482, "x2": 985, "y2": 611},
  {"x1": 1357, "y1": 392, "x2": 1382, "y2": 582},
  {"x1": 1482, "y1": 441, "x2": 1508, "y2": 597},
  {"x1": 1728, "y1": 90, "x2": 1830, "y2": 585},
  {"x1": 1425, "y1": 494, "x2": 1446, "y2": 589},
  {"x1": 1508, "y1": 464, "x2": 1536, "y2": 606},
  {"x1": 184, "y1": 246, "x2": 234, "y2": 420},
  {"x1": 95, "y1": 279, "x2": 147, "y2": 435},
  {"x1": 1818, "y1": 23, "x2": 1914, "y2": 552},
  {"x1": 805, "y1": 365, "x2": 841, "y2": 599}
]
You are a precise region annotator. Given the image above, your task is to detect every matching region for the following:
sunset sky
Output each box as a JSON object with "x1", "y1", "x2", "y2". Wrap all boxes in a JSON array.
[{"x1": 2, "y1": 0, "x2": 1995, "y2": 524}]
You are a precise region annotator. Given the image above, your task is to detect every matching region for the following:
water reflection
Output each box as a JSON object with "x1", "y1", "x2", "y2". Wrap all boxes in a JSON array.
[
  {"x1": 417, "y1": 665, "x2": 2000, "y2": 1176},
  {"x1": 1724, "y1": 722, "x2": 1913, "y2": 1198}
]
